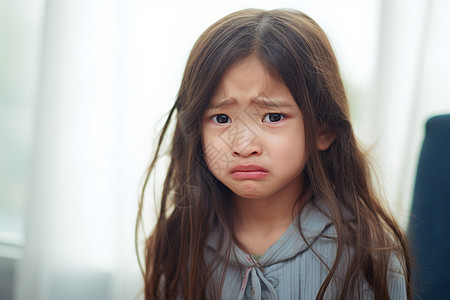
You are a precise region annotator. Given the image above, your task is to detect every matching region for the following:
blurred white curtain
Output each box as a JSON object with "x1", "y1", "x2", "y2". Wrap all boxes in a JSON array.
[
  {"x1": 14, "y1": 0, "x2": 143, "y2": 299},
  {"x1": 369, "y1": 0, "x2": 450, "y2": 226}
]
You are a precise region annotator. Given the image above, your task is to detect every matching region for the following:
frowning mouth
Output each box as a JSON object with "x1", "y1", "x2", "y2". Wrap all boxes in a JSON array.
[{"x1": 230, "y1": 164, "x2": 268, "y2": 180}]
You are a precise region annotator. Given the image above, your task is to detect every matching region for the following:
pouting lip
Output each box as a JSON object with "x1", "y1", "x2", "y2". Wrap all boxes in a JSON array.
[{"x1": 229, "y1": 164, "x2": 268, "y2": 173}]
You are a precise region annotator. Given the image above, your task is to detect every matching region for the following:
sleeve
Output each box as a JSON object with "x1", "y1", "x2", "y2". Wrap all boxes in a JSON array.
[{"x1": 387, "y1": 254, "x2": 408, "y2": 300}]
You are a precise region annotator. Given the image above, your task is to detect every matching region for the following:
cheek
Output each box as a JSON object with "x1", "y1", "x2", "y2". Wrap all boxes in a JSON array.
[
  {"x1": 201, "y1": 130, "x2": 235, "y2": 177},
  {"x1": 270, "y1": 132, "x2": 307, "y2": 171},
  {"x1": 201, "y1": 128, "x2": 216, "y2": 163},
  {"x1": 277, "y1": 141, "x2": 305, "y2": 163},
  {"x1": 272, "y1": 127, "x2": 305, "y2": 152}
]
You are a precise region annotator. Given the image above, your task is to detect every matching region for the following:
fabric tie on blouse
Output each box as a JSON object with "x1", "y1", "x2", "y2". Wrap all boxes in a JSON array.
[
  {"x1": 236, "y1": 255, "x2": 278, "y2": 300},
  {"x1": 205, "y1": 201, "x2": 338, "y2": 299}
]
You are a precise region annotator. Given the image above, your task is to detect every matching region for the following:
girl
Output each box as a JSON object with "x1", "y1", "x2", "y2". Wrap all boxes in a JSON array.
[{"x1": 136, "y1": 9, "x2": 412, "y2": 299}]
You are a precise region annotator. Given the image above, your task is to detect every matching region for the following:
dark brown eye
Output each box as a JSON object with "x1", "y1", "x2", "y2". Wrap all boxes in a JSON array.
[
  {"x1": 263, "y1": 113, "x2": 285, "y2": 123},
  {"x1": 212, "y1": 114, "x2": 231, "y2": 124}
]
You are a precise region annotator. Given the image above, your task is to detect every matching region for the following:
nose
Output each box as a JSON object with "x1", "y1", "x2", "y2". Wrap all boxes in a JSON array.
[
  {"x1": 232, "y1": 143, "x2": 262, "y2": 157},
  {"x1": 228, "y1": 123, "x2": 262, "y2": 157}
]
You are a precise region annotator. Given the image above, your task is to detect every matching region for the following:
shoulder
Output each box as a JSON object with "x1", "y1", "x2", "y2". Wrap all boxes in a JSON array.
[
  {"x1": 297, "y1": 209, "x2": 408, "y2": 300},
  {"x1": 386, "y1": 252, "x2": 409, "y2": 299}
]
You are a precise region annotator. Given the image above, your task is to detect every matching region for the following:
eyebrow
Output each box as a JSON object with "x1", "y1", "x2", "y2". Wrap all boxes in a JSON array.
[
  {"x1": 208, "y1": 98, "x2": 236, "y2": 110},
  {"x1": 208, "y1": 96, "x2": 294, "y2": 110},
  {"x1": 252, "y1": 97, "x2": 293, "y2": 108}
]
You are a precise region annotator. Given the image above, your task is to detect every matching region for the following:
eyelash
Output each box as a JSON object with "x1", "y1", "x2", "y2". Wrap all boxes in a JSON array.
[
  {"x1": 210, "y1": 113, "x2": 286, "y2": 124},
  {"x1": 263, "y1": 113, "x2": 285, "y2": 123},
  {"x1": 211, "y1": 114, "x2": 231, "y2": 124}
]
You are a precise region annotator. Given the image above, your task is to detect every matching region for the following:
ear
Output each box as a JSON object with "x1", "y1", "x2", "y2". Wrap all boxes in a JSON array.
[{"x1": 317, "y1": 128, "x2": 335, "y2": 151}]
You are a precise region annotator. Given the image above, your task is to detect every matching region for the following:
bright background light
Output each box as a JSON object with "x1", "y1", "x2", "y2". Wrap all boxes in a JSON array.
[{"x1": 1, "y1": 0, "x2": 449, "y2": 299}]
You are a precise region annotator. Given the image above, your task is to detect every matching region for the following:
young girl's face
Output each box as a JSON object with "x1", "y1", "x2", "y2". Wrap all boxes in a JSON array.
[{"x1": 201, "y1": 56, "x2": 306, "y2": 203}]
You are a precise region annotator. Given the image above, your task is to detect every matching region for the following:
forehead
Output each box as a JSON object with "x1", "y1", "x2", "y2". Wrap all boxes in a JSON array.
[
  {"x1": 219, "y1": 56, "x2": 283, "y2": 90},
  {"x1": 209, "y1": 56, "x2": 296, "y2": 108}
]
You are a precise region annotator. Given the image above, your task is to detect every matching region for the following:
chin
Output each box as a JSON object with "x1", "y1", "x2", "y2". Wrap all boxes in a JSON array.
[{"x1": 232, "y1": 186, "x2": 266, "y2": 199}]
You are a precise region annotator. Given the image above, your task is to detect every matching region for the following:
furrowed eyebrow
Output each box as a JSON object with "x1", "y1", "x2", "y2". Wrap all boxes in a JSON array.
[
  {"x1": 251, "y1": 97, "x2": 294, "y2": 108},
  {"x1": 207, "y1": 98, "x2": 236, "y2": 110},
  {"x1": 207, "y1": 96, "x2": 294, "y2": 110}
]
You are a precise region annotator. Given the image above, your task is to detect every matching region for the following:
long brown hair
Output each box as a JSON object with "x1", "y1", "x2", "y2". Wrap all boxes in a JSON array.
[{"x1": 136, "y1": 9, "x2": 412, "y2": 299}]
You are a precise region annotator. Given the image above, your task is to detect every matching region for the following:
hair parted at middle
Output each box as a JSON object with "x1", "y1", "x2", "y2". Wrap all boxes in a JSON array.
[{"x1": 138, "y1": 9, "x2": 412, "y2": 300}]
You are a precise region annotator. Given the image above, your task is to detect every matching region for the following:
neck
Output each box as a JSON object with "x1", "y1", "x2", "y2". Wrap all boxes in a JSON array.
[
  {"x1": 231, "y1": 185, "x2": 306, "y2": 255},
  {"x1": 232, "y1": 194, "x2": 301, "y2": 231}
]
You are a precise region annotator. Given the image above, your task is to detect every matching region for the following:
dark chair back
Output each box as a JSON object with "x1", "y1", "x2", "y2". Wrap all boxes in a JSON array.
[{"x1": 409, "y1": 114, "x2": 450, "y2": 300}]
